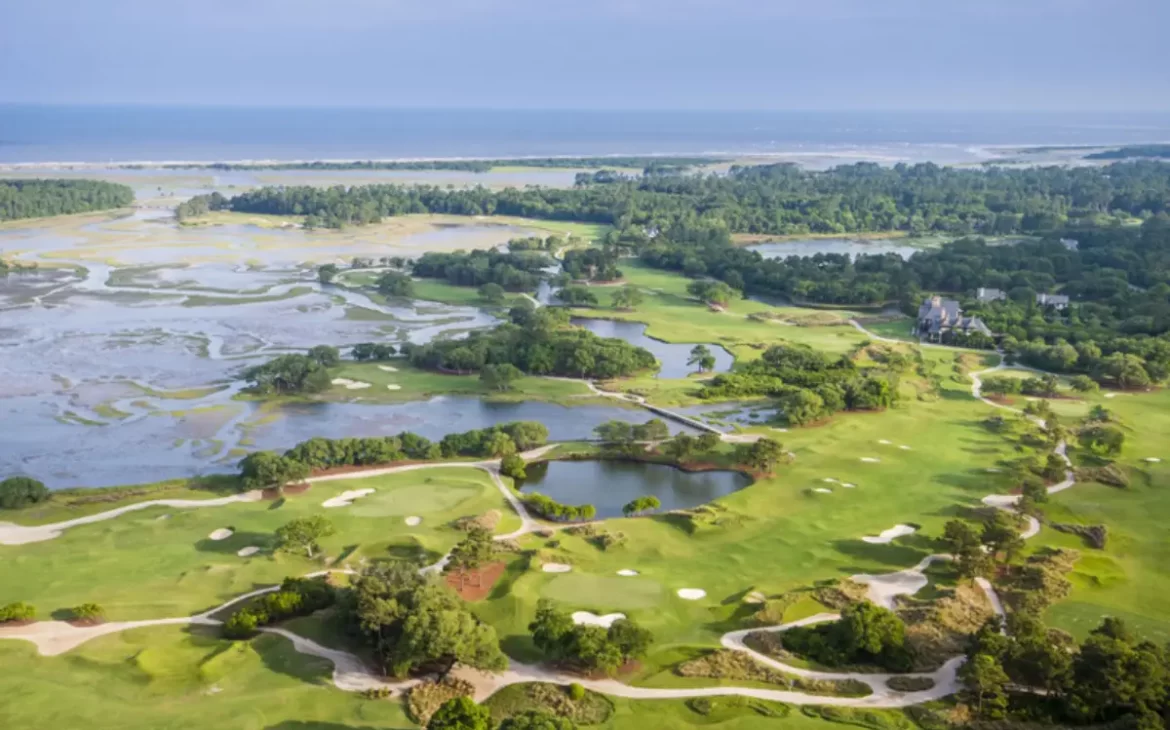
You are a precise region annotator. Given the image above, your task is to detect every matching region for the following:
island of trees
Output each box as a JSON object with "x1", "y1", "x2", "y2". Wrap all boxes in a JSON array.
[{"x1": 0, "y1": 179, "x2": 134, "y2": 221}]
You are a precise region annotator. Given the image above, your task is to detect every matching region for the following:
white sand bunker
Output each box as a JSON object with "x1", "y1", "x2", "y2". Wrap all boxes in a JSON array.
[
  {"x1": 616, "y1": 569, "x2": 639, "y2": 576},
  {"x1": 331, "y1": 378, "x2": 371, "y2": 390},
  {"x1": 986, "y1": 467, "x2": 1002, "y2": 473},
  {"x1": 878, "y1": 439, "x2": 892, "y2": 445},
  {"x1": 571, "y1": 611, "x2": 626, "y2": 627},
  {"x1": 860, "y1": 457, "x2": 881, "y2": 463},
  {"x1": 851, "y1": 556, "x2": 945, "y2": 609},
  {"x1": 677, "y1": 588, "x2": 707, "y2": 600},
  {"x1": 237, "y1": 546, "x2": 261, "y2": 557},
  {"x1": 744, "y1": 590, "x2": 767, "y2": 604},
  {"x1": 822, "y1": 477, "x2": 838, "y2": 483},
  {"x1": 841, "y1": 482, "x2": 857, "y2": 488},
  {"x1": 377, "y1": 365, "x2": 399, "y2": 372},
  {"x1": 1144, "y1": 457, "x2": 1162, "y2": 463},
  {"x1": 322, "y1": 489, "x2": 375, "y2": 508},
  {"x1": 404, "y1": 516, "x2": 421, "y2": 526},
  {"x1": 862, "y1": 524, "x2": 917, "y2": 544},
  {"x1": 813, "y1": 488, "x2": 833, "y2": 494},
  {"x1": 385, "y1": 384, "x2": 401, "y2": 391},
  {"x1": 899, "y1": 445, "x2": 912, "y2": 451},
  {"x1": 208, "y1": 528, "x2": 233, "y2": 541},
  {"x1": 542, "y1": 563, "x2": 572, "y2": 573},
  {"x1": 156, "y1": 514, "x2": 171, "y2": 521}
]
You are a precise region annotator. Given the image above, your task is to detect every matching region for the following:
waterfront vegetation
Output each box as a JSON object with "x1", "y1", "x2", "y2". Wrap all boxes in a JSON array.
[{"x1": 0, "y1": 179, "x2": 134, "y2": 221}]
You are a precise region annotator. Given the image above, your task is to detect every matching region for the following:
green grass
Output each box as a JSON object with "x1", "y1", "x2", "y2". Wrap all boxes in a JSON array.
[
  {"x1": 1, "y1": 468, "x2": 519, "y2": 621},
  {"x1": 409, "y1": 279, "x2": 526, "y2": 308},
  {"x1": 181, "y1": 286, "x2": 314, "y2": 307},
  {"x1": 320, "y1": 362, "x2": 606, "y2": 406}
]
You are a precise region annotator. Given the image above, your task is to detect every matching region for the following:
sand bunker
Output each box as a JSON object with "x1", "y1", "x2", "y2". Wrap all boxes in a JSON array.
[
  {"x1": 237, "y1": 546, "x2": 260, "y2": 557},
  {"x1": 822, "y1": 477, "x2": 838, "y2": 483},
  {"x1": 571, "y1": 611, "x2": 626, "y2": 627},
  {"x1": 404, "y1": 516, "x2": 421, "y2": 526},
  {"x1": 386, "y1": 384, "x2": 402, "y2": 390},
  {"x1": 677, "y1": 588, "x2": 707, "y2": 600},
  {"x1": 617, "y1": 569, "x2": 639, "y2": 577},
  {"x1": 322, "y1": 489, "x2": 375, "y2": 508},
  {"x1": 542, "y1": 563, "x2": 572, "y2": 573},
  {"x1": 1144, "y1": 457, "x2": 1162, "y2": 463},
  {"x1": 852, "y1": 555, "x2": 945, "y2": 609},
  {"x1": 208, "y1": 528, "x2": 233, "y2": 541},
  {"x1": 331, "y1": 378, "x2": 371, "y2": 390},
  {"x1": 860, "y1": 457, "x2": 881, "y2": 463},
  {"x1": 985, "y1": 468, "x2": 1002, "y2": 473},
  {"x1": 813, "y1": 488, "x2": 833, "y2": 494},
  {"x1": 862, "y1": 524, "x2": 917, "y2": 544},
  {"x1": 744, "y1": 591, "x2": 767, "y2": 604},
  {"x1": 899, "y1": 445, "x2": 912, "y2": 451},
  {"x1": 841, "y1": 482, "x2": 857, "y2": 488},
  {"x1": 878, "y1": 439, "x2": 892, "y2": 445},
  {"x1": 377, "y1": 365, "x2": 399, "y2": 372}
]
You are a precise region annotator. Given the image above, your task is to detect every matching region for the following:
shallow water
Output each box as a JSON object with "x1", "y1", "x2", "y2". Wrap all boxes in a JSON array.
[
  {"x1": 570, "y1": 317, "x2": 733, "y2": 379},
  {"x1": 746, "y1": 238, "x2": 928, "y2": 261},
  {"x1": 518, "y1": 460, "x2": 751, "y2": 519}
]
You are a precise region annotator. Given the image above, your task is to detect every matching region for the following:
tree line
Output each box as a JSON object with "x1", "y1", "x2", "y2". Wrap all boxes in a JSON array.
[
  {"x1": 411, "y1": 249, "x2": 552, "y2": 292},
  {"x1": 154, "y1": 156, "x2": 719, "y2": 173},
  {"x1": 0, "y1": 179, "x2": 134, "y2": 221},
  {"x1": 204, "y1": 159, "x2": 1170, "y2": 233}
]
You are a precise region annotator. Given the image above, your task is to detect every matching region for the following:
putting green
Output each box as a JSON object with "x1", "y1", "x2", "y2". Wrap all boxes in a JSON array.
[{"x1": 540, "y1": 573, "x2": 665, "y2": 610}]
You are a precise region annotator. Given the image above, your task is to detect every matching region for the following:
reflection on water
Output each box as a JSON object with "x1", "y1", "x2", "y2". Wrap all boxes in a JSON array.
[
  {"x1": 570, "y1": 317, "x2": 733, "y2": 379},
  {"x1": 518, "y1": 459, "x2": 751, "y2": 519},
  {"x1": 746, "y1": 238, "x2": 928, "y2": 261}
]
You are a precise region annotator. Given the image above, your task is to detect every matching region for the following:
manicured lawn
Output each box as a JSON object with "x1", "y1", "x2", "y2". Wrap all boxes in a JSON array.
[
  {"x1": 410, "y1": 279, "x2": 527, "y2": 307},
  {"x1": 0, "y1": 468, "x2": 518, "y2": 621},
  {"x1": 324, "y1": 362, "x2": 602, "y2": 406}
]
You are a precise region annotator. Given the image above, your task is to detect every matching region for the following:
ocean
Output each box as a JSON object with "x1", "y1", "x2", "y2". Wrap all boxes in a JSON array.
[{"x1": 2, "y1": 105, "x2": 1170, "y2": 164}]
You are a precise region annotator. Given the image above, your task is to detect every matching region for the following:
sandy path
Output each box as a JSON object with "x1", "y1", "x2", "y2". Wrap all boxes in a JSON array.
[{"x1": 0, "y1": 491, "x2": 263, "y2": 546}]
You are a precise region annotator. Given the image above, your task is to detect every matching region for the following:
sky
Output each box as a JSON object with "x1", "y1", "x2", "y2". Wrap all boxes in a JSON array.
[{"x1": 2, "y1": 0, "x2": 1169, "y2": 111}]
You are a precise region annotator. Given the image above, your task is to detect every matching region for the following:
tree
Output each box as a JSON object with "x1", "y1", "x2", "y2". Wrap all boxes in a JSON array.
[
  {"x1": 307, "y1": 344, "x2": 341, "y2": 368},
  {"x1": 376, "y1": 271, "x2": 415, "y2": 298},
  {"x1": 632, "y1": 418, "x2": 670, "y2": 442},
  {"x1": 529, "y1": 599, "x2": 576, "y2": 660},
  {"x1": 557, "y1": 286, "x2": 599, "y2": 307},
  {"x1": 734, "y1": 438, "x2": 785, "y2": 473},
  {"x1": 622, "y1": 495, "x2": 661, "y2": 517},
  {"x1": 350, "y1": 563, "x2": 506, "y2": 678},
  {"x1": 961, "y1": 653, "x2": 1010, "y2": 719},
  {"x1": 696, "y1": 432, "x2": 721, "y2": 452},
  {"x1": 317, "y1": 263, "x2": 339, "y2": 284},
  {"x1": 777, "y1": 388, "x2": 827, "y2": 426},
  {"x1": 238, "y1": 451, "x2": 310, "y2": 491},
  {"x1": 71, "y1": 603, "x2": 105, "y2": 622},
  {"x1": 1069, "y1": 374, "x2": 1098, "y2": 392},
  {"x1": 687, "y1": 280, "x2": 736, "y2": 307},
  {"x1": 242, "y1": 353, "x2": 332, "y2": 394},
  {"x1": 480, "y1": 363, "x2": 522, "y2": 391},
  {"x1": 498, "y1": 711, "x2": 577, "y2": 730},
  {"x1": 942, "y1": 519, "x2": 993, "y2": 578},
  {"x1": 426, "y1": 697, "x2": 492, "y2": 730},
  {"x1": 1079, "y1": 425, "x2": 1125, "y2": 457},
  {"x1": 0, "y1": 476, "x2": 49, "y2": 510},
  {"x1": 687, "y1": 345, "x2": 716, "y2": 373},
  {"x1": 594, "y1": 420, "x2": 634, "y2": 444},
  {"x1": 446, "y1": 528, "x2": 497, "y2": 589},
  {"x1": 275, "y1": 516, "x2": 335, "y2": 558},
  {"x1": 0, "y1": 602, "x2": 35, "y2": 623},
  {"x1": 500, "y1": 453, "x2": 527, "y2": 480},
  {"x1": 478, "y1": 282, "x2": 506, "y2": 304},
  {"x1": 610, "y1": 285, "x2": 644, "y2": 311},
  {"x1": 981, "y1": 511, "x2": 1025, "y2": 564}
]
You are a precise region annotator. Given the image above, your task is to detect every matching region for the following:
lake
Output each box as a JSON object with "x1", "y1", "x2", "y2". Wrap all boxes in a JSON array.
[
  {"x1": 745, "y1": 238, "x2": 931, "y2": 261},
  {"x1": 518, "y1": 459, "x2": 751, "y2": 519},
  {"x1": 570, "y1": 317, "x2": 733, "y2": 379}
]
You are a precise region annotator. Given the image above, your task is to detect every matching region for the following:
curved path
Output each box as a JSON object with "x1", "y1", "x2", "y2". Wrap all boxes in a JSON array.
[{"x1": 0, "y1": 354, "x2": 1075, "y2": 709}]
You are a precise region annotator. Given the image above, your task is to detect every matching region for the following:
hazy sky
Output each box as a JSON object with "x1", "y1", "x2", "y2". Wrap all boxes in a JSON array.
[{"x1": 2, "y1": 0, "x2": 1168, "y2": 110}]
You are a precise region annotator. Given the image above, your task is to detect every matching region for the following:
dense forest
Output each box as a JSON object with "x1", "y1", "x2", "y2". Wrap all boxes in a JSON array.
[
  {"x1": 155, "y1": 156, "x2": 719, "y2": 173},
  {"x1": 402, "y1": 305, "x2": 657, "y2": 379},
  {"x1": 0, "y1": 179, "x2": 134, "y2": 221},
  {"x1": 411, "y1": 249, "x2": 552, "y2": 291},
  {"x1": 212, "y1": 160, "x2": 1170, "y2": 233}
]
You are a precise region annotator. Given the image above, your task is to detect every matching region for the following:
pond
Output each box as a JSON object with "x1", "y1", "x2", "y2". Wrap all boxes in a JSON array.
[
  {"x1": 745, "y1": 237, "x2": 931, "y2": 261},
  {"x1": 570, "y1": 317, "x2": 733, "y2": 379},
  {"x1": 518, "y1": 459, "x2": 751, "y2": 519}
]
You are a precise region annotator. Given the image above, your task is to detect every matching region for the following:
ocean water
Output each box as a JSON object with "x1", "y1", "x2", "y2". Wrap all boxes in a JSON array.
[{"x1": 2, "y1": 105, "x2": 1170, "y2": 163}]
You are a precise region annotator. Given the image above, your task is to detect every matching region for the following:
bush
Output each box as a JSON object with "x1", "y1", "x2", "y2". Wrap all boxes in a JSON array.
[
  {"x1": 885, "y1": 675, "x2": 935, "y2": 692},
  {"x1": 407, "y1": 678, "x2": 475, "y2": 725},
  {"x1": 71, "y1": 603, "x2": 104, "y2": 622},
  {"x1": 223, "y1": 577, "x2": 335, "y2": 640},
  {"x1": 223, "y1": 610, "x2": 260, "y2": 638},
  {"x1": 500, "y1": 454, "x2": 527, "y2": 479},
  {"x1": 0, "y1": 602, "x2": 36, "y2": 623},
  {"x1": 0, "y1": 476, "x2": 49, "y2": 509},
  {"x1": 567, "y1": 683, "x2": 585, "y2": 701}
]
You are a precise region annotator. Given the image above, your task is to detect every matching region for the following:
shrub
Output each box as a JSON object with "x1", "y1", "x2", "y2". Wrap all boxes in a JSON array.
[
  {"x1": 222, "y1": 577, "x2": 335, "y2": 640},
  {"x1": 0, "y1": 476, "x2": 49, "y2": 509},
  {"x1": 500, "y1": 454, "x2": 527, "y2": 479},
  {"x1": 0, "y1": 602, "x2": 36, "y2": 623},
  {"x1": 407, "y1": 677, "x2": 475, "y2": 725},
  {"x1": 567, "y1": 683, "x2": 585, "y2": 701},
  {"x1": 71, "y1": 603, "x2": 104, "y2": 622},
  {"x1": 223, "y1": 610, "x2": 260, "y2": 639},
  {"x1": 885, "y1": 675, "x2": 935, "y2": 692}
]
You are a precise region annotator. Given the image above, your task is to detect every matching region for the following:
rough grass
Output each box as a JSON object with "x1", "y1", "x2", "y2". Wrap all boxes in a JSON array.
[
  {"x1": 677, "y1": 649, "x2": 870, "y2": 697},
  {"x1": 485, "y1": 682, "x2": 615, "y2": 725}
]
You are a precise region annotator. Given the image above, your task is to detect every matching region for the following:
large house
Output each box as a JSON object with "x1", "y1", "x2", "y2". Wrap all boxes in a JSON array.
[
  {"x1": 916, "y1": 296, "x2": 992, "y2": 341},
  {"x1": 1036, "y1": 293, "x2": 1070, "y2": 310},
  {"x1": 975, "y1": 287, "x2": 1070, "y2": 310},
  {"x1": 976, "y1": 287, "x2": 1006, "y2": 303}
]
